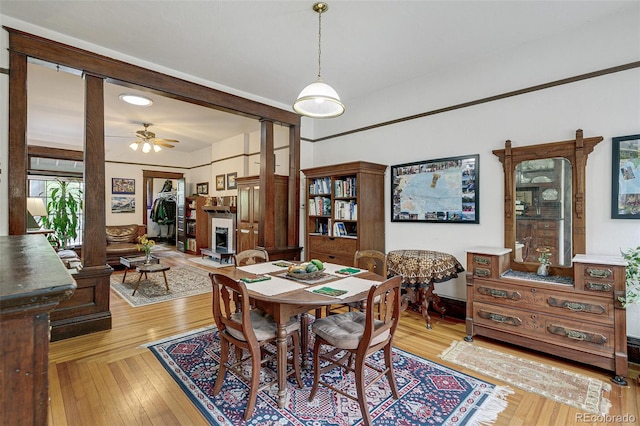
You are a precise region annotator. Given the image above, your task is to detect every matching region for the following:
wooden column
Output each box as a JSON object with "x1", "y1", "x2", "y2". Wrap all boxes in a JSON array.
[
  {"x1": 82, "y1": 73, "x2": 107, "y2": 267},
  {"x1": 287, "y1": 125, "x2": 300, "y2": 247},
  {"x1": 50, "y1": 73, "x2": 112, "y2": 340},
  {"x1": 259, "y1": 119, "x2": 276, "y2": 248},
  {"x1": 7, "y1": 49, "x2": 28, "y2": 235}
]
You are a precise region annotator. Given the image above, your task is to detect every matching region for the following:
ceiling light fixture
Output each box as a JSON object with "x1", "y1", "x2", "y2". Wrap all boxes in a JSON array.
[
  {"x1": 119, "y1": 94, "x2": 153, "y2": 106},
  {"x1": 293, "y1": 2, "x2": 345, "y2": 119}
]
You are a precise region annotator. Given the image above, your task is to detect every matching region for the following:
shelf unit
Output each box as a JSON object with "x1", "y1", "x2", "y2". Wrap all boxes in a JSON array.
[
  {"x1": 183, "y1": 196, "x2": 209, "y2": 254},
  {"x1": 302, "y1": 161, "x2": 387, "y2": 266}
]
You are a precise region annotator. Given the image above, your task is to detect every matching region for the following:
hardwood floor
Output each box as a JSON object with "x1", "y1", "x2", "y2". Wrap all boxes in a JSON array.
[{"x1": 48, "y1": 250, "x2": 640, "y2": 425}]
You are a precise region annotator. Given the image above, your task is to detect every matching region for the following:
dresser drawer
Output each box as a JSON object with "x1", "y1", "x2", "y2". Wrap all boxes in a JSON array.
[
  {"x1": 307, "y1": 251, "x2": 352, "y2": 266},
  {"x1": 467, "y1": 252, "x2": 510, "y2": 279},
  {"x1": 308, "y1": 235, "x2": 356, "y2": 257},
  {"x1": 574, "y1": 262, "x2": 623, "y2": 295},
  {"x1": 472, "y1": 302, "x2": 614, "y2": 356},
  {"x1": 473, "y1": 279, "x2": 614, "y2": 324}
]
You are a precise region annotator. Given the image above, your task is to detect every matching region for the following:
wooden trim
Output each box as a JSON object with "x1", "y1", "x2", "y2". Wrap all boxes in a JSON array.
[
  {"x1": 28, "y1": 145, "x2": 83, "y2": 161},
  {"x1": 5, "y1": 27, "x2": 300, "y2": 126},
  {"x1": 304, "y1": 61, "x2": 640, "y2": 143}
]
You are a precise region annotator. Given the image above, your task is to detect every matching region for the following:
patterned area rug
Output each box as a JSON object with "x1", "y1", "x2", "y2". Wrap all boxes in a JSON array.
[
  {"x1": 147, "y1": 326, "x2": 512, "y2": 425},
  {"x1": 439, "y1": 341, "x2": 611, "y2": 415},
  {"x1": 111, "y1": 264, "x2": 212, "y2": 307}
]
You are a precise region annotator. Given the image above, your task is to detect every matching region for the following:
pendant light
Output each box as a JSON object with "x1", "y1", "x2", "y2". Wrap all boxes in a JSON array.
[{"x1": 293, "y1": 2, "x2": 345, "y2": 118}]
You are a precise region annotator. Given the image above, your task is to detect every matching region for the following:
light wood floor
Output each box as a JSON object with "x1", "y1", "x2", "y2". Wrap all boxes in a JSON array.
[{"x1": 48, "y1": 250, "x2": 640, "y2": 425}]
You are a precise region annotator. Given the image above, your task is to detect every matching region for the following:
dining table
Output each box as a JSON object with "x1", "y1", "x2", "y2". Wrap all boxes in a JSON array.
[{"x1": 215, "y1": 261, "x2": 385, "y2": 409}]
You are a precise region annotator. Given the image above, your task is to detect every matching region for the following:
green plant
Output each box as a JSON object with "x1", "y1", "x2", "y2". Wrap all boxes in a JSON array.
[
  {"x1": 41, "y1": 179, "x2": 83, "y2": 249},
  {"x1": 620, "y1": 245, "x2": 640, "y2": 307}
]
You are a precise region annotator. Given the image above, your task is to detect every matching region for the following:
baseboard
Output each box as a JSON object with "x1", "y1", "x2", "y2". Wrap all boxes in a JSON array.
[{"x1": 433, "y1": 295, "x2": 640, "y2": 365}]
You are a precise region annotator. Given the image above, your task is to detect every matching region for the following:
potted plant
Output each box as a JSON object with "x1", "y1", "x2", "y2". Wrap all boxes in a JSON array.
[
  {"x1": 620, "y1": 245, "x2": 640, "y2": 307},
  {"x1": 41, "y1": 178, "x2": 83, "y2": 249}
]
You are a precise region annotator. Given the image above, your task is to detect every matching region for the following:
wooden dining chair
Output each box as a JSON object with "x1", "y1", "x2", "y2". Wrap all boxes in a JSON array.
[
  {"x1": 209, "y1": 272, "x2": 302, "y2": 421},
  {"x1": 308, "y1": 275, "x2": 402, "y2": 426},
  {"x1": 233, "y1": 248, "x2": 269, "y2": 266},
  {"x1": 354, "y1": 249, "x2": 387, "y2": 278}
]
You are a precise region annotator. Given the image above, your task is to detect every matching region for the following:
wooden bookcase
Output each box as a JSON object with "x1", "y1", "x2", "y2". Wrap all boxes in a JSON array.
[
  {"x1": 302, "y1": 161, "x2": 387, "y2": 265},
  {"x1": 183, "y1": 196, "x2": 209, "y2": 254}
]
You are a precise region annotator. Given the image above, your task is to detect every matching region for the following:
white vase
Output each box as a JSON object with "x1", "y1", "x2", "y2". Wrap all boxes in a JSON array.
[{"x1": 536, "y1": 263, "x2": 549, "y2": 276}]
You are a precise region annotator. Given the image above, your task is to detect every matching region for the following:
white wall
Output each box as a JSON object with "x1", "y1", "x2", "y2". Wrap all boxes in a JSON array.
[{"x1": 309, "y1": 8, "x2": 640, "y2": 336}]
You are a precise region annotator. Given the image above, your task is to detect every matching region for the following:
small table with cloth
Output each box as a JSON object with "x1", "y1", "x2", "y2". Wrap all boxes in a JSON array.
[{"x1": 386, "y1": 249, "x2": 464, "y2": 329}]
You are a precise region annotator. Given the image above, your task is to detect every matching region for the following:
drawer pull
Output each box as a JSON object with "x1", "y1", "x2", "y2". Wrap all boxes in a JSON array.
[
  {"x1": 478, "y1": 310, "x2": 522, "y2": 326},
  {"x1": 547, "y1": 324, "x2": 607, "y2": 345},
  {"x1": 586, "y1": 268, "x2": 612, "y2": 279},
  {"x1": 474, "y1": 256, "x2": 491, "y2": 265},
  {"x1": 585, "y1": 282, "x2": 612, "y2": 292},
  {"x1": 547, "y1": 297, "x2": 606, "y2": 315},
  {"x1": 474, "y1": 268, "x2": 491, "y2": 277},
  {"x1": 478, "y1": 286, "x2": 521, "y2": 300}
]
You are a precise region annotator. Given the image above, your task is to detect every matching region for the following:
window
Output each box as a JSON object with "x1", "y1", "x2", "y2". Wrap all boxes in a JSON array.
[{"x1": 28, "y1": 177, "x2": 84, "y2": 246}]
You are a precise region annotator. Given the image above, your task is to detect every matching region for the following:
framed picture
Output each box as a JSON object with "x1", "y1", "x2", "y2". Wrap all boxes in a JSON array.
[
  {"x1": 112, "y1": 177, "x2": 135, "y2": 194},
  {"x1": 196, "y1": 182, "x2": 209, "y2": 195},
  {"x1": 111, "y1": 196, "x2": 135, "y2": 213},
  {"x1": 215, "y1": 175, "x2": 225, "y2": 191},
  {"x1": 612, "y1": 134, "x2": 640, "y2": 218},
  {"x1": 227, "y1": 172, "x2": 238, "y2": 190},
  {"x1": 391, "y1": 154, "x2": 479, "y2": 223}
]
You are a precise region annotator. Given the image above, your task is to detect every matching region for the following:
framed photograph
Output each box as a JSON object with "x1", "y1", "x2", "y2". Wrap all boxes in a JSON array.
[
  {"x1": 612, "y1": 134, "x2": 640, "y2": 218},
  {"x1": 227, "y1": 172, "x2": 238, "y2": 190},
  {"x1": 111, "y1": 196, "x2": 135, "y2": 213},
  {"x1": 391, "y1": 154, "x2": 479, "y2": 223},
  {"x1": 112, "y1": 177, "x2": 135, "y2": 194},
  {"x1": 215, "y1": 175, "x2": 225, "y2": 191},
  {"x1": 196, "y1": 182, "x2": 209, "y2": 195}
]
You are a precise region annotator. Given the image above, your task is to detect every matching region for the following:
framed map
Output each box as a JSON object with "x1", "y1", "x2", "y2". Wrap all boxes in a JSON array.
[
  {"x1": 391, "y1": 154, "x2": 479, "y2": 223},
  {"x1": 612, "y1": 133, "x2": 640, "y2": 218}
]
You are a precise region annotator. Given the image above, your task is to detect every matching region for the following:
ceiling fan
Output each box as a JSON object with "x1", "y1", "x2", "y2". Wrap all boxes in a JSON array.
[{"x1": 129, "y1": 123, "x2": 179, "y2": 153}]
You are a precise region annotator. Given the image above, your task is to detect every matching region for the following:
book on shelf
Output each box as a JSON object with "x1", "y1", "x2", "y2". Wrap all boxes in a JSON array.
[
  {"x1": 310, "y1": 177, "x2": 331, "y2": 195},
  {"x1": 334, "y1": 200, "x2": 357, "y2": 220},
  {"x1": 334, "y1": 177, "x2": 356, "y2": 198},
  {"x1": 333, "y1": 221, "x2": 347, "y2": 237}
]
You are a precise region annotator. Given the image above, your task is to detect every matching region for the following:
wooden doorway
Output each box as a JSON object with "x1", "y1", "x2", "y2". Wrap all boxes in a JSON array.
[{"x1": 143, "y1": 170, "x2": 183, "y2": 244}]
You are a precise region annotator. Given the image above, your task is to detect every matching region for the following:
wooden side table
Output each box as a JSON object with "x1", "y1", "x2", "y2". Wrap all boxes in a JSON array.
[{"x1": 133, "y1": 263, "x2": 171, "y2": 295}]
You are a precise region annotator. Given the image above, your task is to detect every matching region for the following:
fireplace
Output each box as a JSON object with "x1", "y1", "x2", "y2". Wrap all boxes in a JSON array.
[
  {"x1": 210, "y1": 216, "x2": 235, "y2": 253},
  {"x1": 215, "y1": 226, "x2": 230, "y2": 251}
]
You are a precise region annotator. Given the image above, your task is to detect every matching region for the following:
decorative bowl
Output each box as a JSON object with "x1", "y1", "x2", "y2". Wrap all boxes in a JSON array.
[{"x1": 286, "y1": 268, "x2": 326, "y2": 280}]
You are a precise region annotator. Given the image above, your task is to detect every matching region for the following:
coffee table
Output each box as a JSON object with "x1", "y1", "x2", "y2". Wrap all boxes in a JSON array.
[
  {"x1": 133, "y1": 263, "x2": 171, "y2": 296},
  {"x1": 120, "y1": 255, "x2": 159, "y2": 283}
]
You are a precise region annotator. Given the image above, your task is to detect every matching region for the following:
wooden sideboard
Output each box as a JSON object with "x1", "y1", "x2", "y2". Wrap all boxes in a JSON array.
[
  {"x1": 465, "y1": 247, "x2": 628, "y2": 384},
  {"x1": 0, "y1": 235, "x2": 76, "y2": 424}
]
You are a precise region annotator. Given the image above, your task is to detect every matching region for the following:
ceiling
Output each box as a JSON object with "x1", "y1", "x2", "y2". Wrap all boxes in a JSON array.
[{"x1": 2, "y1": 1, "x2": 635, "y2": 153}]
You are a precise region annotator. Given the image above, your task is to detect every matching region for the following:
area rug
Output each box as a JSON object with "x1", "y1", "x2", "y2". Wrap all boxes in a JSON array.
[
  {"x1": 439, "y1": 341, "x2": 611, "y2": 415},
  {"x1": 147, "y1": 326, "x2": 512, "y2": 425},
  {"x1": 111, "y1": 265, "x2": 212, "y2": 307}
]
